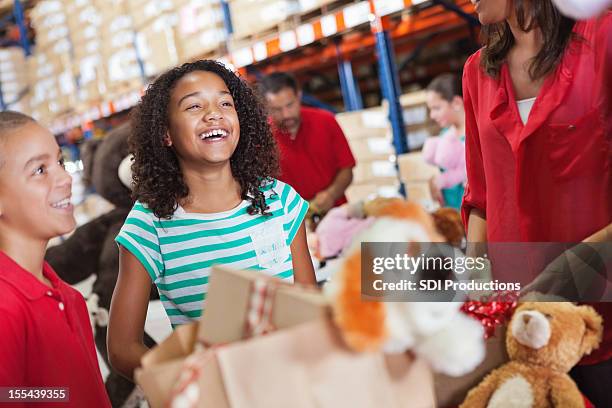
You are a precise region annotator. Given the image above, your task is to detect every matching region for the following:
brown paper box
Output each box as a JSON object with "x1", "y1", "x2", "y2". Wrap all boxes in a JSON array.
[
  {"x1": 137, "y1": 322, "x2": 230, "y2": 408},
  {"x1": 140, "y1": 322, "x2": 197, "y2": 368},
  {"x1": 216, "y1": 319, "x2": 435, "y2": 408},
  {"x1": 199, "y1": 265, "x2": 329, "y2": 345}
]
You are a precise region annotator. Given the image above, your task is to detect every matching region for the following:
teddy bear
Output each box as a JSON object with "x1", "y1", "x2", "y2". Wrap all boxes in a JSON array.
[
  {"x1": 460, "y1": 302, "x2": 603, "y2": 408},
  {"x1": 45, "y1": 123, "x2": 158, "y2": 407}
]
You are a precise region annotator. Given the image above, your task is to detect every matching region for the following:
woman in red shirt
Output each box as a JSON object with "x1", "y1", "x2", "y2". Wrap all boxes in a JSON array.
[{"x1": 462, "y1": 1, "x2": 611, "y2": 405}]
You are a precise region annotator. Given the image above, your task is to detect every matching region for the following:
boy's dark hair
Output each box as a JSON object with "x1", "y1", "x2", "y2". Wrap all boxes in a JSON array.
[
  {"x1": 0, "y1": 111, "x2": 36, "y2": 167},
  {"x1": 0, "y1": 110, "x2": 35, "y2": 134},
  {"x1": 481, "y1": 0, "x2": 576, "y2": 80},
  {"x1": 129, "y1": 60, "x2": 279, "y2": 220},
  {"x1": 259, "y1": 72, "x2": 299, "y2": 95},
  {"x1": 427, "y1": 73, "x2": 462, "y2": 102}
]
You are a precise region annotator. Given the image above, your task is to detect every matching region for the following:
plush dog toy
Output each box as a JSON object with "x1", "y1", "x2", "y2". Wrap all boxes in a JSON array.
[
  {"x1": 325, "y1": 200, "x2": 486, "y2": 377},
  {"x1": 460, "y1": 302, "x2": 603, "y2": 408}
]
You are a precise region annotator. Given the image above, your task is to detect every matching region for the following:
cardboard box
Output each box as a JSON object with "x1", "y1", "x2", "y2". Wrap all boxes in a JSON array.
[
  {"x1": 136, "y1": 265, "x2": 435, "y2": 408},
  {"x1": 72, "y1": 39, "x2": 102, "y2": 61},
  {"x1": 136, "y1": 18, "x2": 180, "y2": 77},
  {"x1": 30, "y1": 0, "x2": 64, "y2": 21},
  {"x1": 7, "y1": 92, "x2": 32, "y2": 116},
  {"x1": 128, "y1": 0, "x2": 176, "y2": 29},
  {"x1": 63, "y1": 0, "x2": 93, "y2": 12},
  {"x1": 102, "y1": 15, "x2": 134, "y2": 38},
  {"x1": 399, "y1": 90, "x2": 428, "y2": 107},
  {"x1": 353, "y1": 159, "x2": 398, "y2": 184},
  {"x1": 0, "y1": 47, "x2": 25, "y2": 63},
  {"x1": 345, "y1": 182, "x2": 401, "y2": 203},
  {"x1": 336, "y1": 107, "x2": 389, "y2": 141},
  {"x1": 299, "y1": 0, "x2": 336, "y2": 13},
  {"x1": 105, "y1": 45, "x2": 143, "y2": 86},
  {"x1": 405, "y1": 181, "x2": 433, "y2": 203},
  {"x1": 199, "y1": 265, "x2": 329, "y2": 345},
  {"x1": 176, "y1": 0, "x2": 224, "y2": 37},
  {"x1": 35, "y1": 36, "x2": 72, "y2": 57},
  {"x1": 35, "y1": 25, "x2": 70, "y2": 48},
  {"x1": 397, "y1": 152, "x2": 440, "y2": 183},
  {"x1": 102, "y1": 30, "x2": 136, "y2": 55},
  {"x1": 96, "y1": 1, "x2": 129, "y2": 20},
  {"x1": 349, "y1": 137, "x2": 395, "y2": 161},
  {"x1": 28, "y1": 51, "x2": 72, "y2": 81},
  {"x1": 229, "y1": 0, "x2": 298, "y2": 39},
  {"x1": 30, "y1": 10, "x2": 66, "y2": 31},
  {"x1": 137, "y1": 319, "x2": 434, "y2": 408},
  {"x1": 69, "y1": 25, "x2": 100, "y2": 45},
  {"x1": 177, "y1": 28, "x2": 227, "y2": 61},
  {"x1": 74, "y1": 53, "x2": 103, "y2": 83},
  {"x1": 77, "y1": 77, "x2": 107, "y2": 104}
]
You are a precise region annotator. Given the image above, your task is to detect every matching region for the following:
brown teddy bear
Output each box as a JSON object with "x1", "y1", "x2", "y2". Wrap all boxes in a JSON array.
[{"x1": 460, "y1": 302, "x2": 603, "y2": 408}]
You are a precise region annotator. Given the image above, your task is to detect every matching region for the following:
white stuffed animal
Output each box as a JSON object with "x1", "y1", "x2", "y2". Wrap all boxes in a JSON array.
[{"x1": 324, "y1": 200, "x2": 486, "y2": 378}]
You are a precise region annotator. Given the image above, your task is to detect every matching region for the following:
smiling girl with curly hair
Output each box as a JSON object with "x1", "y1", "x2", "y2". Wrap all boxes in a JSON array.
[{"x1": 108, "y1": 60, "x2": 316, "y2": 379}]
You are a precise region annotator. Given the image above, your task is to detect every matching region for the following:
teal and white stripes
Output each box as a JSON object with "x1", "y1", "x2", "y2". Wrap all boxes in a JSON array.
[{"x1": 115, "y1": 179, "x2": 308, "y2": 327}]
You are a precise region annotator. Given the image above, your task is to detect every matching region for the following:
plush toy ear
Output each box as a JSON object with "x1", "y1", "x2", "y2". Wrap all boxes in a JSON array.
[{"x1": 577, "y1": 305, "x2": 603, "y2": 356}]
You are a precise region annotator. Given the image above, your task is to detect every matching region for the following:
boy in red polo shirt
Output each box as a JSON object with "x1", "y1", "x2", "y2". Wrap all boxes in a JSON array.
[{"x1": 0, "y1": 111, "x2": 110, "y2": 407}]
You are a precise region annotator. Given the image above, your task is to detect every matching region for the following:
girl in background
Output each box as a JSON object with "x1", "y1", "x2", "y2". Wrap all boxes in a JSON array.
[{"x1": 423, "y1": 73, "x2": 467, "y2": 210}]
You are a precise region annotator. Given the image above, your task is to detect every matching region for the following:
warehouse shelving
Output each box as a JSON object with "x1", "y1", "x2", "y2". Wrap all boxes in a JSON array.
[
  {"x1": 43, "y1": 0, "x2": 476, "y2": 135},
  {"x1": 0, "y1": 0, "x2": 477, "y2": 148}
]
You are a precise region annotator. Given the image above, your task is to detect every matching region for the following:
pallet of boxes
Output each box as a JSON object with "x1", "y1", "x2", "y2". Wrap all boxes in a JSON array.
[
  {"x1": 335, "y1": 90, "x2": 440, "y2": 206},
  {"x1": 28, "y1": 0, "x2": 77, "y2": 124},
  {"x1": 0, "y1": 47, "x2": 31, "y2": 116},
  {"x1": 136, "y1": 265, "x2": 436, "y2": 407},
  {"x1": 336, "y1": 106, "x2": 401, "y2": 203}
]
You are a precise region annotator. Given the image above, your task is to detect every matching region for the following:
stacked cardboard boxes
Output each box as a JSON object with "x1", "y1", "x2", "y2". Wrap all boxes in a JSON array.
[
  {"x1": 336, "y1": 107, "x2": 400, "y2": 203},
  {"x1": 0, "y1": 47, "x2": 31, "y2": 115},
  {"x1": 29, "y1": 0, "x2": 76, "y2": 122},
  {"x1": 66, "y1": 0, "x2": 107, "y2": 106},
  {"x1": 336, "y1": 90, "x2": 440, "y2": 204},
  {"x1": 173, "y1": 0, "x2": 227, "y2": 61},
  {"x1": 229, "y1": 0, "x2": 299, "y2": 39}
]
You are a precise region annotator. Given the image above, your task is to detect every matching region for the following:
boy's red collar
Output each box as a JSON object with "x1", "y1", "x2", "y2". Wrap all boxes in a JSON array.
[{"x1": 0, "y1": 251, "x2": 62, "y2": 301}]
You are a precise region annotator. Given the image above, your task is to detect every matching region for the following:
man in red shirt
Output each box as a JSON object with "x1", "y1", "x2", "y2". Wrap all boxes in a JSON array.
[
  {"x1": 260, "y1": 72, "x2": 356, "y2": 214},
  {"x1": 0, "y1": 112, "x2": 110, "y2": 407}
]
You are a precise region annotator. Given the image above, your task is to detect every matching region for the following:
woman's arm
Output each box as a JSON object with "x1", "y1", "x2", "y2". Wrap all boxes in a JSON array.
[
  {"x1": 467, "y1": 208, "x2": 488, "y2": 243},
  {"x1": 107, "y1": 246, "x2": 153, "y2": 380},
  {"x1": 466, "y1": 208, "x2": 488, "y2": 258},
  {"x1": 290, "y1": 220, "x2": 317, "y2": 286}
]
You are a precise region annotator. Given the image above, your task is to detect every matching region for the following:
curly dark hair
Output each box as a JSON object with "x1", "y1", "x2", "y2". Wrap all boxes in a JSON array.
[{"x1": 129, "y1": 60, "x2": 279, "y2": 219}]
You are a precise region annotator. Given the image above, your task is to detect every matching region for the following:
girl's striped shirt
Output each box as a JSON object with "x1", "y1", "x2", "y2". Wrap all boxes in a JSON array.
[{"x1": 115, "y1": 179, "x2": 308, "y2": 327}]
